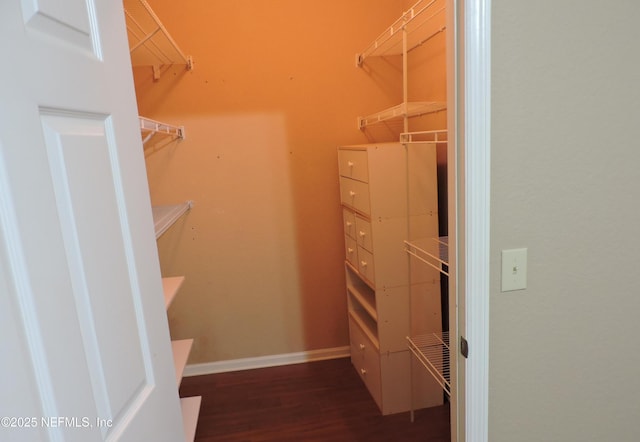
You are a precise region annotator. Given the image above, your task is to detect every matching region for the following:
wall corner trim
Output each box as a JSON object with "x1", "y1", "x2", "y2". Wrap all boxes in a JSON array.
[{"x1": 183, "y1": 346, "x2": 351, "y2": 376}]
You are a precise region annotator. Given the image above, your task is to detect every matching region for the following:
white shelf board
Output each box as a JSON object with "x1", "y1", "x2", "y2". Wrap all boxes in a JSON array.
[
  {"x1": 358, "y1": 101, "x2": 446, "y2": 129},
  {"x1": 152, "y1": 201, "x2": 192, "y2": 239},
  {"x1": 181, "y1": 396, "x2": 202, "y2": 442},
  {"x1": 162, "y1": 276, "x2": 185, "y2": 310},
  {"x1": 347, "y1": 285, "x2": 377, "y2": 321},
  {"x1": 172, "y1": 339, "x2": 193, "y2": 387},
  {"x1": 348, "y1": 310, "x2": 380, "y2": 352}
]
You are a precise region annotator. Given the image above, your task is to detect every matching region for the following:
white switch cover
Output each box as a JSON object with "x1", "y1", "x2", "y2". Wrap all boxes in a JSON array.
[{"x1": 501, "y1": 248, "x2": 527, "y2": 292}]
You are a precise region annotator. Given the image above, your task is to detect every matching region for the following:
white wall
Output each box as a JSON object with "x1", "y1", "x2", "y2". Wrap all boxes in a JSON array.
[{"x1": 490, "y1": 2, "x2": 640, "y2": 440}]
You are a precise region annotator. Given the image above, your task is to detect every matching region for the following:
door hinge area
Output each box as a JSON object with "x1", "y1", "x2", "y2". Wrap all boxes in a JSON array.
[{"x1": 460, "y1": 336, "x2": 469, "y2": 359}]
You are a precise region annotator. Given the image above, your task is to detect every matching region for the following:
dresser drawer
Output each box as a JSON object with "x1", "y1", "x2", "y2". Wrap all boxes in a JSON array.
[
  {"x1": 357, "y1": 246, "x2": 375, "y2": 285},
  {"x1": 338, "y1": 149, "x2": 369, "y2": 182},
  {"x1": 344, "y1": 235, "x2": 357, "y2": 267},
  {"x1": 339, "y1": 177, "x2": 370, "y2": 215},
  {"x1": 355, "y1": 214, "x2": 373, "y2": 252},
  {"x1": 349, "y1": 316, "x2": 382, "y2": 409},
  {"x1": 342, "y1": 208, "x2": 356, "y2": 239}
]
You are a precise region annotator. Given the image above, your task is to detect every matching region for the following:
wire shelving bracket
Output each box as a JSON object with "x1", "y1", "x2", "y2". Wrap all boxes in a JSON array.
[{"x1": 139, "y1": 116, "x2": 185, "y2": 145}]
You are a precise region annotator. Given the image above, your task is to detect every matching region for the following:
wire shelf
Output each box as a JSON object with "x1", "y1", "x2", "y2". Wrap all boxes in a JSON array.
[
  {"x1": 356, "y1": 0, "x2": 446, "y2": 65},
  {"x1": 407, "y1": 332, "x2": 450, "y2": 396},
  {"x1": 124, "y1": 0, "x2": 193, "y2": 78},
  {"x1": 405, "y1": 236, "x2": 449, "y2": 276},
  {"x1": 152, "y1": 201, "x2": 193, "y2": 239},
  {"x1": 358, "y1": 102, "x2": 446, "y2": 129}
]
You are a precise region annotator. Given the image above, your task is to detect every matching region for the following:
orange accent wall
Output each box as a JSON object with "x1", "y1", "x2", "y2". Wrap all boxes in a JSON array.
[{"x1": 133, "y1": 0, "x2": 446, "y2": 364}]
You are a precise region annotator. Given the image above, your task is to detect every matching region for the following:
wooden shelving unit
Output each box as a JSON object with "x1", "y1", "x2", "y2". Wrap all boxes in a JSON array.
[{"x1": 340, "y1": 143, "x2": 442, "y2": 415}]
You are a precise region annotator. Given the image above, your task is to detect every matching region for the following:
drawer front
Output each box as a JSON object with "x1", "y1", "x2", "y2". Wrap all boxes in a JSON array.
[
  {"x1": 343, "y1": 208, "x2": 356, "y2": 239},
  {"x1": 349, "y1": 319, "x2": 366, "y2": 365},
  {"x1": 357, "y1": 246, "x2": 375, "y2": 285},
  {"x1": 349, "y1": 317, "x2": 382, "y2": 409},
  {"x1": 355, "y1": 215, "x2": 373, "y2": 252},
  {"x1": 339, "y1": 177, "x2": 371, "y2": 215},
  {"x1": 338, "y1": 149, "x2": 369, "y2": 182},
  {"x1": 344, "y1": 235, "x2": 357, "y2": 267}
]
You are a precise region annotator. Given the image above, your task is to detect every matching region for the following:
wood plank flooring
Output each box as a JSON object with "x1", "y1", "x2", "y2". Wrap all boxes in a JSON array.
[{"x1": 179, "y1": 357, "x2": 450, "y2": 441}]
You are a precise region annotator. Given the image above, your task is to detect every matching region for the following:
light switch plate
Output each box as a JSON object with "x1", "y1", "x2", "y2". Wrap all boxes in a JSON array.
[{"x1": 501, "y1": 248, "x2": 527, "y2": 291}]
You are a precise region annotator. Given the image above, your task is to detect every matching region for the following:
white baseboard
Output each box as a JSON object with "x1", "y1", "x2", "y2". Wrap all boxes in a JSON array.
[{"x1": 183, "y1": 345, "x2": 351, "y2": 377}]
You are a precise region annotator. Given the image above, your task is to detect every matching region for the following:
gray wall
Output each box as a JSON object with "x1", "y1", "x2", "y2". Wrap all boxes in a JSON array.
[{"x1": 490, "y1": 2, "x2": 640, "y2": 440}]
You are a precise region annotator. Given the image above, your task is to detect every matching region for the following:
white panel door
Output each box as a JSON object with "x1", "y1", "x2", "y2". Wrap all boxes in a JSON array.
[{"x1": 0, "y1": 1, "x2": 184, "y2": 441}]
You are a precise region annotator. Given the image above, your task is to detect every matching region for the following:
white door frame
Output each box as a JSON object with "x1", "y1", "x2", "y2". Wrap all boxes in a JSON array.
[
  {"x1": 457, "y1": 0, "x2": 491, "y2": 441},
  {"x1": 448, "y1": 0, "x2": 491, "y2": 440}
]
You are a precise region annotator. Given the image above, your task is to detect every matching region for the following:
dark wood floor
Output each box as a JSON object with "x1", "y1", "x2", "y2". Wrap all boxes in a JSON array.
[{"x1": 179, "y1": 357, "x2": 450, "y2": 441}]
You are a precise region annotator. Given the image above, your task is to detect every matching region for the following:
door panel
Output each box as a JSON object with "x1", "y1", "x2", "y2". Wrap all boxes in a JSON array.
[
  {"x1": 20, "y1": 0, "x2": 95, "y2": 54},
  {"x1": 41, "y1": 111, "x2": 149, "y2": 421}
]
